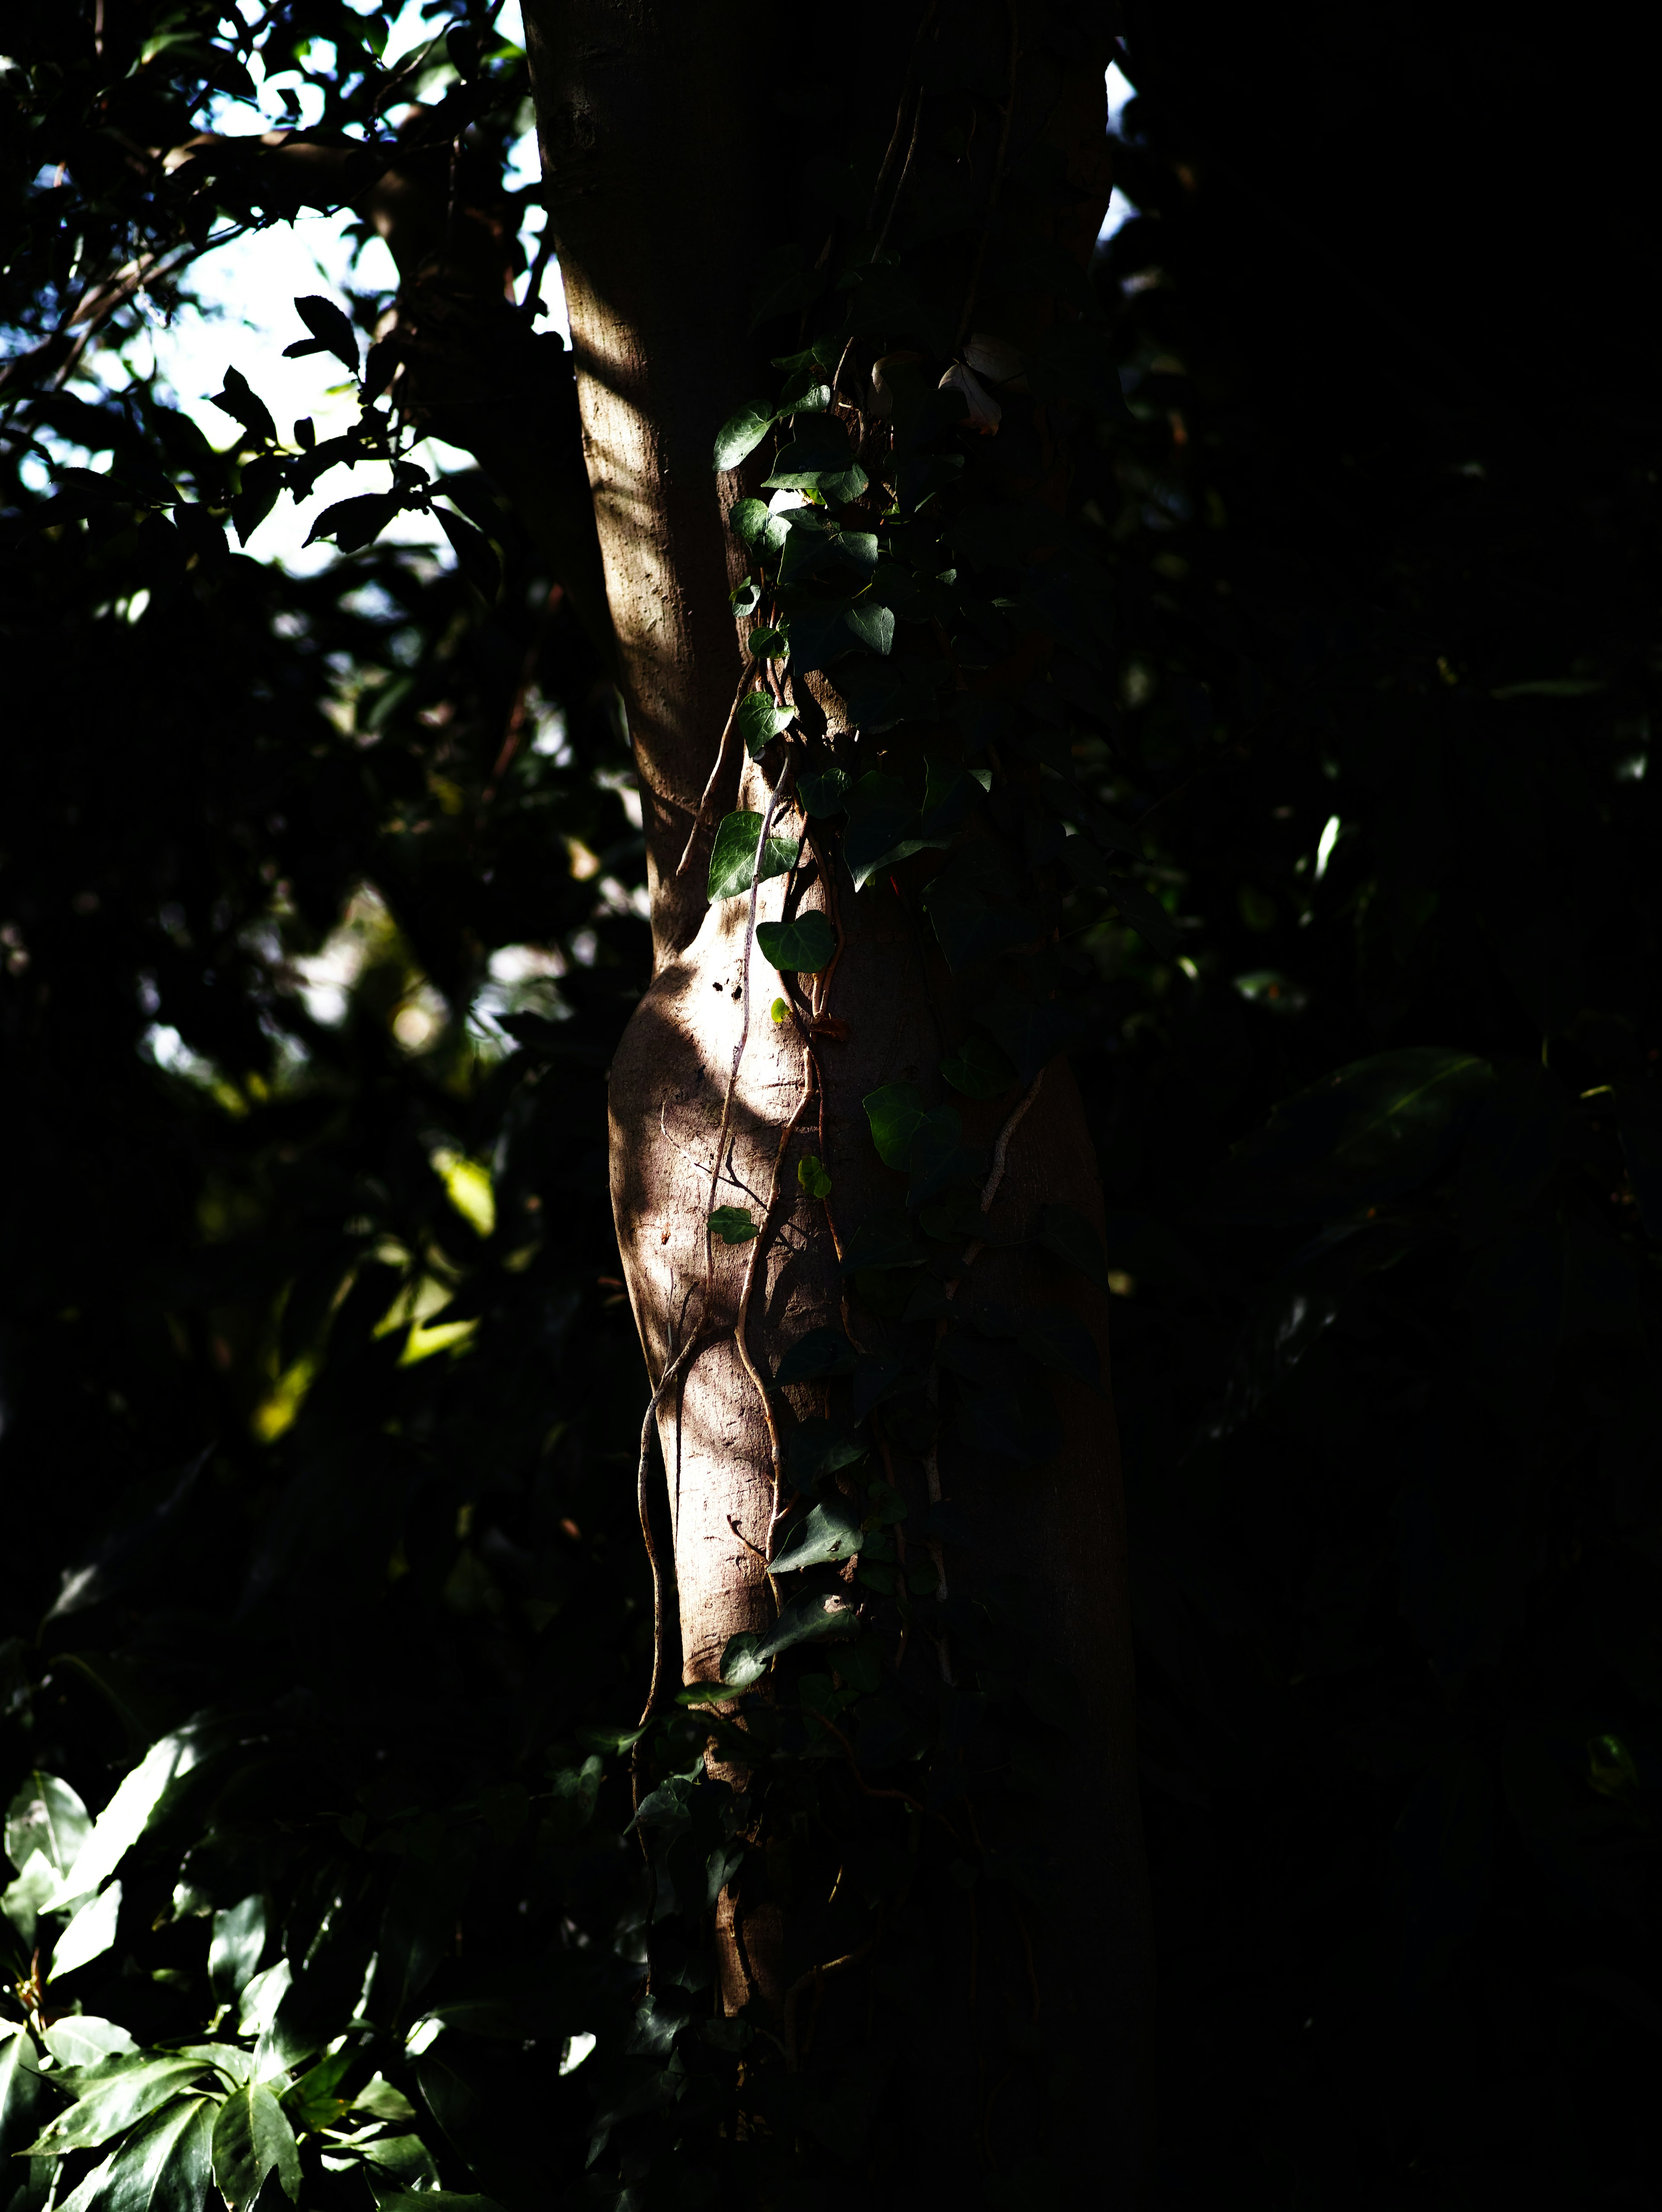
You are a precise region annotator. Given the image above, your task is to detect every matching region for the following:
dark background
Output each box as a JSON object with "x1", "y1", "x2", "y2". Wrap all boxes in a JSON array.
[{"x1": 2, "y1": 4, "x2": 1659, "y2": 2206}]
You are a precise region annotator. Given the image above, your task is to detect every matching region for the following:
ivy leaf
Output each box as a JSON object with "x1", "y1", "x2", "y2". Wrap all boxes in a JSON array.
[
  {"x1": 304, "y1": 491, "x2": 401, "y2": 553},
  {"x1": 941, "y1": 1032, "x2": 1019, "y2": 1100},
  {"x1": 709, "y1": 1206, "x2": 758, "y2": 1245},
  {"x1": 713, "y1": 402, "x2": 774, "y2": 472},
  {"x1": 784, "y1": 603, "x2": 855, "y2": 674},
  {"x1": 852, "y1": 1354, "x2": 910, "y2": 1421},
  {"x1": 921, "y1": 857, "x2": 1038, "y2": 971},
  {"x1": 863, "y1": 1082, "x2": 929, "y2": 1170},
  {"x1": 286, "y1": 294, "x2": 360, "y2": 376},
  {"x1": 729, "y1": 497, "x2": 780, "y2": 550},
  {"x1": 705, "y1": 810, "x2": 802, "y2": 900},
  {"x1": 737, "y1": 692, "x2": 793, "y2": 757},
  {"x1": 837, "y1": 656, "x2": 949, "y2": 735},
  {"x1": 1035, "y1": 1204, "x2": 1110, "y2": 1295},
  {"x1": 843, "y1": 601, "x2": 895, "y2": 656},
  {"x1": 982, "y1": 988, "x2": 1080, "y2": 1082},
  {"x1": 1014, "y1": 1308, "x2": 1102, "y2": 1394},
  {"x1": 799, "y1": 767, "x2": 852, "y2": 817},
  {"x1": 797, "y1": 1154, "x2": 833, "y2": 1199},
  {"x1": 721, "y1": 1591, "x2": 861, "y2": 1688},
  {"x1": 907, "y1": 1106, "x2": 979, "y2": 1210},
  {"x1": 435, "y1": 505, "x2": 501, "y2": 599},
  {"x1": 747, "y1": 625, "x2": 789, "y2": 661},
  {"x1": 763, "y1": 419, "x2": 866, "y2": 499},
  {"x1": 785, "y1": 1421, "x2": 867, "y2": 1485},
  {"x1": 770, "y1": 1497, "x2": 864, "y2": 1574},
  {"x1": 755, "y1": 912, "x2": 836, "y2": 973},
  {"x1": 212, "y1": 2081, "x2": 300, "y2": 2211},
  {"x1": 838, "y1": 1209, "x2": 924, "y2": 1272},
  {"x1": 843, "y1": 772, "x2": 928, "y2": 889},
  {"x1": 208, "y1": 367, "x2": 275, "y2": 447},
  {"x1": 774, "y1": 1328, "x2": 856, "y2": 1384}
]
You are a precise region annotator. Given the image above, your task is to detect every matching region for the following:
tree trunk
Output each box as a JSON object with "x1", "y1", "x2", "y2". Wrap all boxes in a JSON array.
[{"x1": 525, "y1": 3, "x2": 1153, "y2": 2194}]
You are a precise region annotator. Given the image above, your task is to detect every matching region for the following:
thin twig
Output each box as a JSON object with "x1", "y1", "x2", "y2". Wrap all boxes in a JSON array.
[
  {"x1": 676, "y1": 657, "x2": 757, "y2": 877},
  {"x1": 783, "y1": 1937, "x2": 877, "y2": 2071},
  {"x1": 704, "y1": 756, "x2": 797, "y2": 1281},
  {"x1": 733, "y1": 1050, "x2": 819, "y2": 1547},
  {"x1": 634, "y1": 1325, "x2": 710, "y2": 1740}
]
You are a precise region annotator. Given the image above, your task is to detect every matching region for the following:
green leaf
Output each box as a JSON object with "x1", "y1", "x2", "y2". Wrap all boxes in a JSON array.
[
  {"x1": 713, "y1": 402, "x2": 774, "y2": 472},
  {"x1": 1106, "y1": 874, "x2": 1180, "y2": 958},
  {"x1": 40, "y1": 1728, "x2": 214, "y2": 1911},
  {"x1": 863, "y1": 1082, "x2": 929, "y2": 1169},
  {"x1": 774, "y1": 1327, "x2": 855, "y2": 1383},
  {"x1": 435, "y1": 504, "x2": 501, "y2": 599},
  {"x1": 762, "y1": 419, "x2": 863, "y2": 495},
  {"x1": 208, "y1": 1894, "x2": 267, "y2": 2005},
  {"x1": 1035, "y1": 1205, "x2": 1110, "y2": 1296},
  {"x1": 720, "y1": 1591, "x2": 862, "y2": 1688},
  {"x1": 797, "y1": 1153, "x2": 833, "y2": 1199},
  {"x1": 51, "y1": 1879, "x2": 120, "y2": 1976},
  {"x1": 0, "y1": 2022, "x2": 47, "y2": 2169},
  {"x1": 229, "y1": 454, "x2": 283, "y2": 546},
  {"x1": 278, "y1": 2049, "x2": 351, "y2": 2135},
  {"x1": 212, "y1": 2081, "x2": 300, "y2": 2211},
  {"x1": 208, "y1": 367, "x2": 276, "y2": 447},
  {"x1": 843, "y1": 771, "x2": 951, "y2": 887},
  {"x1": 755, "y1": 912, "x2": 836, "y2": 973},
  {"x1": 41, "y1": 2017, "x2": 139, "y2": 2070},
  {"x1": 770, "y1": 1498, "x2": 864, "y2": 1574},
  {"x1": 843, "y1": 602, "x2": 895, "y2": 656},
  {"x1": 373, "y1": 2195, "x2": 506, "y2": 2211},
  {"x1": 5, "y1": 1771, "x2": 92, "y2": 1877},
  {"x1": 785, "y1": 1421, "x2": 867, "y2": 1484},
  {"x1": 289, "y1": 295, "x2": 359, "y2": 376},
  {"x1": 30, "y1": 2054, "x2": 215, "y2": 2156},
  {"x1": 709, "y1": 1206, "x2": 759, "y2": 1245},
  {"x1": 838, "y1": 1209, "x2": 924, "y2": 1272},
  {"x1": 1214, "y1": 1048, "x2": 1494, "y2": 1223},
  {"x1": 982, "y1": 988, "x2": 1079, "y2": 1082},
  {"x1": 304, "y1": 491, "x2": 401, "y2": 553},
  {"x1": 799, "y1": 767, "x2": 852, "y2": 816},
  {"x1": 922, "y1": 855, "x2": 1038, "y2": 971},
  {"x1": 941, "y1": 1032, "x2": 1019, "y2": 1100},
  {"x1": 705, "y1": 810, "x2": 802, "y2": 900},
  {"x1": 730, "y1": 497, "x2": 777, "y2": 550},
  {"x1": 59, "y1": 2095, "x2": 215, "y2": 2212},
  {"x1": 747, "y1": 625, "x2": 789, "y2": 660},
  {"x1": 737, "y1": 691, "x2": 793, "y2": 758}
]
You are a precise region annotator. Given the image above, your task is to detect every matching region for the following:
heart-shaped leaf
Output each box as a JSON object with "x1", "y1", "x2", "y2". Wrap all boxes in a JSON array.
[{"x1": 756, "y1": 912, "x2": 836, "y2": 973}]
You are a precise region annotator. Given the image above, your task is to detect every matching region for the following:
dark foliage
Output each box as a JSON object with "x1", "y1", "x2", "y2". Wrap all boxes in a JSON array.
[{"x1": 1, "y1": 5, "x2": 1659, "y2": 2210}]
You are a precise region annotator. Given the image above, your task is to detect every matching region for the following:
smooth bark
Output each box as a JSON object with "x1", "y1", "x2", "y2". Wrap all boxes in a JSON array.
[{"x1": 524, "y1": 2, "x2": 1153, "y2": 2191}]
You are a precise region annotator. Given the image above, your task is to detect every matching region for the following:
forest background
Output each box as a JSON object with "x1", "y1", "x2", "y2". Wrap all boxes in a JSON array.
[{"x1": 2, "y1": 2, "x2": 1660, "y2": 2208}]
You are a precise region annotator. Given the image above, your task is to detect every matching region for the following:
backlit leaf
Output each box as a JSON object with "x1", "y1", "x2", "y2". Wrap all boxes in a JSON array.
[{"x1": 705, "y1": 810, "x2": 802, "y2": 900}]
